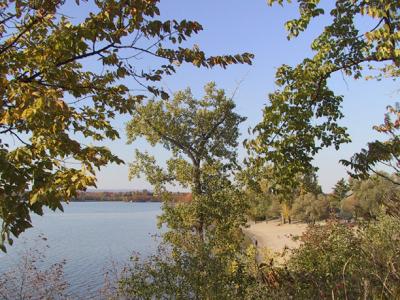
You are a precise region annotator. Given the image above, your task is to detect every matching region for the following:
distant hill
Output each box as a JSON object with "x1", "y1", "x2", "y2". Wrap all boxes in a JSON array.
[{"x1": 72, "y1": 190, "x2": 191, "y2": 203}]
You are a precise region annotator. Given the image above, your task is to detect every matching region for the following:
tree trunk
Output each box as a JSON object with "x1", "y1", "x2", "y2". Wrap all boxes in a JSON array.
[{"x1": 192, "y1": 161, "x2": 204, "y2": 241}]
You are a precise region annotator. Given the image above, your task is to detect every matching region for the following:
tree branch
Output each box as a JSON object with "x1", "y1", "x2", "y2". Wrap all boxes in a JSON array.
[{"x1": 19, "y1": 42, "x2": 116, "y2": 82}]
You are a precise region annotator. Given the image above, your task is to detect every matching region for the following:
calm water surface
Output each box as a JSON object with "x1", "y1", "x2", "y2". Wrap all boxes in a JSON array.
[{"x1": 0, "y1": 202, "x2": 162, "y2": 298}]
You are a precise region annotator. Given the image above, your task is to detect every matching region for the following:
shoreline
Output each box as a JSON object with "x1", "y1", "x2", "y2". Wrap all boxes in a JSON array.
[{"x1": 69, "y1": 199, "x2": 161, "y2": 203}]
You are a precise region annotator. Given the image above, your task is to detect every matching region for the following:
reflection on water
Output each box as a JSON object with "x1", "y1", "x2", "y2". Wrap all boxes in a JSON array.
[{"x1": 0, "y1": 202, "x2": 162, "y2": 298}]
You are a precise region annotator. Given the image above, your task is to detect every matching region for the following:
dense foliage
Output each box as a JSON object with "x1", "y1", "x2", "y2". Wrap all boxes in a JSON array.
[
  {"x1": 259, "y1": 216, "x2": 400, "y2": 299},
  {"x1": 119, "y1": 1, "x2": 400, "y2": 297},
  {"x1": 105, "y1": 1, "x2": 400, "y2": 298},
  {"x1": 343, "y1": 175, "x2": 400, "y2": 220},
  {"x1": 244, "y1": 174, "x2": 400, "y2": 224}
]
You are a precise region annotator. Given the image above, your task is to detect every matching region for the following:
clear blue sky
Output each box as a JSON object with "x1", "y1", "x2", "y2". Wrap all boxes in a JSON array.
[{"x1": 64, "y1": 1, "x2": 397, "y2": 192}]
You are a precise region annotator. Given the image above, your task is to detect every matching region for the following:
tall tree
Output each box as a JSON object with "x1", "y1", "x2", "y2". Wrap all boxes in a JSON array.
[
  {"x1": 123, "y1": 83, "x2": 253, "y2": 298},
  {"x1": 249, "y1": 0, "x2": 399, "y2": 191},
  {"x1": 0, "y1": 0, "x2": 253, "y2": 250},
  {"x1": 330, "y1": 178, "x2": 350, "y2": 212},
  {"x1": 126, "y1": 82, "x2": 246, "y2": 238}
]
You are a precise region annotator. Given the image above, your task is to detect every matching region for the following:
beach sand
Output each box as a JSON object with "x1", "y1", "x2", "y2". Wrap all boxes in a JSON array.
[{"x1": 243, "y1": 219, "x2": 309, "y2": 253}]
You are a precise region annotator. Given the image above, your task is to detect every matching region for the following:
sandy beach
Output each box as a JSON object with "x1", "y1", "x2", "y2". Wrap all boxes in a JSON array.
[{"x1": 243, "y1": 219, "x2": 309, "y2": 253}]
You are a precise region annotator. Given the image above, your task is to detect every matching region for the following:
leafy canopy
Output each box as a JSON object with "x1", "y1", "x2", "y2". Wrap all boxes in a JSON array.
[
  {"x1": 126, "y1": 82, "x2": 246, "y2": 195},
  {"x1": 249, "y1": 0, "x2": 399, "y2": 190},
  {"x1": 332, "y1": 178, "x2": 350, "y2": 202},
  {"x1": 126, "y1": 82, "x2": 246, "y2": 237},
  {"x1": 0, "y1": 0, "x2": 253, "y2": 250}
]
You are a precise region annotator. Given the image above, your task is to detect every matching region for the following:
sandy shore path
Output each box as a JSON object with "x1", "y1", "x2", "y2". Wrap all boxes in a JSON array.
[{"x1": 243, "y1": 220, "x2": 309, "y2": 253}]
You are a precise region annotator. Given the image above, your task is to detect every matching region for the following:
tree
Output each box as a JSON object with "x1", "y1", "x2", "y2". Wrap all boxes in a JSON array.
[
  {"x1": 266, "y1": 198, "x2": 282, "y2": 219},
  {"x1": 341, "y1": 104, "x2": 400, "y2": 218},
  {"x1": 126, "y1": 82, "x2": 246, "y2": 236},
  {"x1": 291, "y1": 192, "x2": 329, "y2": 223},
  {"x1": 0, "y1": 0, "x2": 253, "y2": 250},
  {"x1": 249, "y1": 0, "x2": 399, "y2": 191},
  {"x1": 237, "y1": 164, "x2": 276, "y2": 221},
  {"x1": 282, "y1": 170, "x2": 323, "y2": 223},
  {"x1": 347, "y1": 175, "x2": 400, "y2": 220},
  {"x1": 332, "y1": 178, "x2": 350, "y2": 202},
  {"x1": 298, "y1": 170, "x2": 322, "y2": 196},
  {"x1": 331, "y1": 178, "x2": 350, "y2": 213},
  {"x1": 239, "y1": 162, "x2": 324, "y2": 224},
  {"x1": 123, "y1": 83, "x2": 254, "y2": 298}
]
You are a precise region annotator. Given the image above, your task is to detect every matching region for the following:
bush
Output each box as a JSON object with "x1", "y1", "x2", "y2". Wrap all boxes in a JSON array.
[
  {"x1": 0, "y1": 236, "x2": 69, "y2": 300},
  {"x1": 259, "y1": 215, "x2": 400, "y2": 299},
  {"x1": 285, "y1": 221, "x2": 361, "y2": 299},
  {"x1": 119, "y1": 243, "x2": 260, "y2": 300},
  {"x1": 358, "y1": 215, "x2": 400, "y2": 298}
]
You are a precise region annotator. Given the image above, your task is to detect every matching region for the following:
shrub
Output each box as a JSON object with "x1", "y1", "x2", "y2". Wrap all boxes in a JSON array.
[
  {"x1": 0, "y1": 236, "x2": 69, "y2": 300},
  {"x1": 261, "y1": 216, "x2": 400, "y2": 299}
]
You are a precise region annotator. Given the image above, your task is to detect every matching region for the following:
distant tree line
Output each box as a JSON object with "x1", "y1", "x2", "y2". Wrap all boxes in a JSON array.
[
  {"x1": 243, "y1": 171, "x2": 400, "y2": 224},
  {"x1": 72, "y1": 190, "x2": 192, "y2": 203}
]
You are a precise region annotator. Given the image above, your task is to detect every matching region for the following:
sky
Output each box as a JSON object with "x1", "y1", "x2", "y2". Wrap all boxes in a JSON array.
[{"x1": 51, "y1": 1, "x2": 400, "y2": 192}]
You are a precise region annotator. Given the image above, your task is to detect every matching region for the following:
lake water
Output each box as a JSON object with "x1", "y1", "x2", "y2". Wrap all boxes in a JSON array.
[{"x1": 0, "y1": 202, "x2": 162, "y2": 298}]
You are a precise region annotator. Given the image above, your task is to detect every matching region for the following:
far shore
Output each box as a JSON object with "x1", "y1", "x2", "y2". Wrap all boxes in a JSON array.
[
  {"x1": 70, "y1": 199, "x2": 161, "y2": 202},
  {"x1": 72, "y1": 190, "x2": 191, "y2": 203}
]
